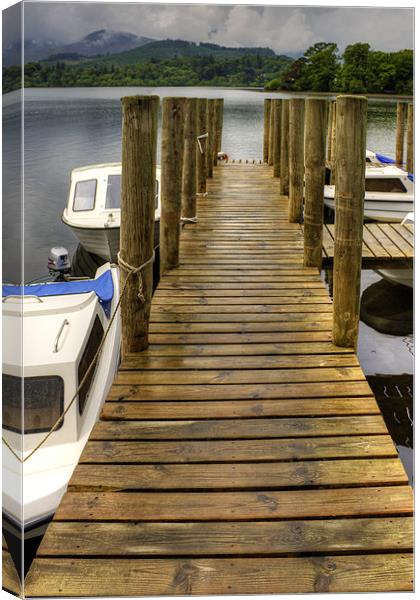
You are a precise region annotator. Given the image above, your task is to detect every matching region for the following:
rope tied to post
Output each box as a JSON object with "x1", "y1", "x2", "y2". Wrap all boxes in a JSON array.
[
  {"x1": 117, "y1": 250, "x2": 155, "y2": 304},
  {"x1": 180, "y1": 216, "x2": 198, "y2": 224},
  {"x1": 197, "y1": 132, "x2": 209, "y2": 155}
]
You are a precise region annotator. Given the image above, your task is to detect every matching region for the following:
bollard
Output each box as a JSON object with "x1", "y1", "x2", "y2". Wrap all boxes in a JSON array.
[
  {"x1": 332, "y1": 95, "x2": 367, "y2": 348},
  {"x1": 263, "y1": 98, "x2": 271, "y2": 163},
  {"x1": 279, "y1": 100, "x2": 289, "y2": 196},
  {"x1": 272, "y1": 99, "x2": 282, "y2": 178},
  {"x1": 120, "y1": 95, "x2": 159, "y2": 354},
  {"x1": 160, "y1": 97, "x2": 187, "y2": 275},
  {"x1": 288, "y1": 98, "x2": 305, "y2": 222},
  {"x1": 181, "y1": 98, "x2": 198, "y2": 220},
  {"x1": 303, "y1": 98, "x2": 328, "y2": 269},
  {"x1": 395, "y1": 101, "x2": 407, "y2": 166}
]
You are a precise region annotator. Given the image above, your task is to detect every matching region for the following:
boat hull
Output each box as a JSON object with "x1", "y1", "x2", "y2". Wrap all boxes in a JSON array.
[{"x1": 324, "y1": 197, "x2": 413, "y2": 223}]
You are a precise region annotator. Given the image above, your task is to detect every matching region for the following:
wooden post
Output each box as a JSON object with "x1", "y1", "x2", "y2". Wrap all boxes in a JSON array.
[
  {"x1": 395, "y1": 101, "x2": 407, "y2": 166},
  {"x1": 181, "y1": 97, "x2": 198, "y2": 220},
  {"x1": 326, "y1": 101, "x2": 333, "y2": 162},
  {"x1": 332, "y1": 95, "x2": 367, "y2": 349},
  {"x1": 303, "y1": 98, "x2": 328, "y2": 269},
  {"x1": 272, "y1": 99, "x2": 282, "y2": 178},
  {"x1": 160, "y1": 96, "x2": 187, "y2": 276},
  {"x1": 406, "y1": 103, "x2": 414, "y2": 173},
  {"x1": 196, "y1": 98, "x2": 208, "y2": 194},
  {"x1": 120, "y1": 95, "x2": 159, "y2": 354},
  {"x1": 213, "y1": 98, "x2": 224, "y2": 166},
  {"x1": 263, "y1": 98, "x2": 271, "y2": 162},
  {"x1": 279, "y1": 100, "x2": 289, "y2": 196},
  {"x1": 268, "y1": 100, "x2": 275, "y2": 166},
  {"x1": 288, "y1": 98, "x2": 305, "y2": 222},
  {"x1": 206, "y1": 99, "x2": 216, "y2": 177},
  {"x1": 330, "y1": 101, "x2": 337, "y2": 184}
]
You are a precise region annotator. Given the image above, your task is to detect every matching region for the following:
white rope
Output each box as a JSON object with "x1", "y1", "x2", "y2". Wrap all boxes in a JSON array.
[
  {"x1": 197, "y1": 132, "x2": 208, "y2": 154},
  {"x1": 180, "y1": 216, "x2": 198, "y2": 224},
  {"x1": 2, "y1": 252, "x2": 155, "y2": 463},
  {"x1": 196, "y1": 192, "x2": 208, "y2": 197}
]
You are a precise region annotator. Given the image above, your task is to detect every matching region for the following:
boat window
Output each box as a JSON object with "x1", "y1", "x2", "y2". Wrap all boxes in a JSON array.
[
  {"x1": 2, "y1": 374, "x2": 64, "y2": 434},
  {"x1": 155, "y1": 179, "x2": 159, "y2": 210},
  {"x1": 105, "y1": 175, "x2": 121, "y2": 209},
  {"x1": 73, "y1": 179, "x2": 97, "y2": 211},
  {"x1": 78, "y1": 315, "x2": 104, "y2": 415},
  {"x1": 365, "y1": 178, "x2": 407, "y2": 193}
]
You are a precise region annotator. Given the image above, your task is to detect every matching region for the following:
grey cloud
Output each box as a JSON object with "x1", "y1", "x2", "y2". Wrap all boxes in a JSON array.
[{"x1": 12, "y1": 2, "x2": 414, "y2": 54}]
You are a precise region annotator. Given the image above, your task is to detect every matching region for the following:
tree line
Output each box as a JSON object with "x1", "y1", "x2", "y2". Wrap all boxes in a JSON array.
[
  {"x1": 266, "y1": 42, "x2": 413, "y2": 95},
  {"x1": 2, "y1": 41, "x2": 413, "y2": 95}
]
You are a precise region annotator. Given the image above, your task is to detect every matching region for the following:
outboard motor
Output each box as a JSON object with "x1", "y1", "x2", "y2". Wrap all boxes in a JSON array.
[{"x1": 48, "y1": 247, "x2": 71, "y2": 280}]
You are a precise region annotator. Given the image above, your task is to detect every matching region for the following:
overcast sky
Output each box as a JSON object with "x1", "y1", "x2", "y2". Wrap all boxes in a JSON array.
[{"x1": 6, "y1": 2, "x2": 415, "y2": 55}]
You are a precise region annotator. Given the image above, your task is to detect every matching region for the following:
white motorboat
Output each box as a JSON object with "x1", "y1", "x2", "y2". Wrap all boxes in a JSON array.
[
  {"x1": 324, "y1": 165, "x2": 414, "y2": 222},
  {"x1": 2, "y1": 253, "x2": 121, "y2": 536},
  {"x1": 62, "y1": 163, "x2": 161, "y2": 261},
  {"x1": 376, "y1": 213, "x2": 414, "y2": 288}
]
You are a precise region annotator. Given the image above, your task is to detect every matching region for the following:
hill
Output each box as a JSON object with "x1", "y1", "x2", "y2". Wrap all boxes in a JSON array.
[{"x1": 92, "y1": 39, "x2": 279, "y2": 65}]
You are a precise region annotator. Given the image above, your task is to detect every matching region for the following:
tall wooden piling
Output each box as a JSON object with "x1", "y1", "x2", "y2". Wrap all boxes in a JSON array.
[
  {"x1": 263, "y1": 98, "x2": 271, "y2": 162},
  {"x1": 213, "y1": 98, "x2": 224, "y2": 166},
  {"x1": 395, "y1": 101, "x2": 407, "y2": 166},
  {"x1": 279, "y1": 100, "x2": 289, "y2": 196},
  {"x1": 406, "y1": 103, "x2": 414, "y2": 173},
  {"x1": 332, "y1": 95, "x2": 367, "y2": 349},
  {"x1": 206, "y1": 99, "x2": 217, "y2": 177},
  {"x1": 288, "y1": 98, "x2": 305, "y2": 222},
  {"x1": 120, "y1": 95, "x2": 159, "y2": 354},
  {"x1": 272, "y1": 99, "x2": 282, "y2": 177},
  {"x1": 268, "y1": 100, "x2": 275, "y2": 166},
  {"x1": 196, "y1": 98, "x2": 208, "y2": 194},
  {"x1": 330, "y1": 101, "x2": 337, "y2": 184},
  {"x1": 160, "y1": 97, "x2": 187, "y2": 275},
  {"x1": 303, "y1": 99, "x2": 328, "y2": 269},
  {"x1": 327, "y1": 101, "x2": 333, "y2": 162},
  {"x1": 181, "y1": 98, "x2": 198, "y2": 219}
]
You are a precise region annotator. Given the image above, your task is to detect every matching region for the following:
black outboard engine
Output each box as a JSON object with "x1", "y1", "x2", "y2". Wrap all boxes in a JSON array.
[{"x1": 48, "y1": 247, "x2": 71, "y2": 281}]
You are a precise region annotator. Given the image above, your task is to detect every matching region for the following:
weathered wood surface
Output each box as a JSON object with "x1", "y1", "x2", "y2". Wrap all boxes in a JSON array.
[
  {"x1": 2, "y1": 535, "x2": 22, "y2": 596},
  {"x1": 25, "y1": 163, "x2": 413, "y2": 596},
  {"x1": 321, "y1": 223, "x2": 414, "y2": 267}
]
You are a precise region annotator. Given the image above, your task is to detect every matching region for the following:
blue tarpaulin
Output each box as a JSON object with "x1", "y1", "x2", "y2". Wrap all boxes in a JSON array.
[
  {"x1": 375, "y1": 153, "x2": 396, "y2": 164},
  {"x1": 2, "y1": 269, "x2": 114, "y2": 317}
]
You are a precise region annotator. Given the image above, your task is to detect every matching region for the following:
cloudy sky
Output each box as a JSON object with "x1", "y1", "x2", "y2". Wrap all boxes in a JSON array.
[{"x1": 6, "y1": 2, "x2": 415, "y2": 55}]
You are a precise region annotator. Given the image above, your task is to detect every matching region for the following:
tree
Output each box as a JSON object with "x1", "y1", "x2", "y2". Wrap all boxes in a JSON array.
[{"x1": 339, "y1": 43, "x2": 371, "y2": 92}]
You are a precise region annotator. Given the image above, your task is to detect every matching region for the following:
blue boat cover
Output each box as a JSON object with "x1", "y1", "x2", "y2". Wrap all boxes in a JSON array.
[
  {"x1": 2, "y1": 269, "x2": 114, "y2": 317},
  {"x1": 375, "y1": 153, "x2": 396, "y2": 164},
  {"x1": 408, "y1": 173, "x2": 414, "y2": 182}
]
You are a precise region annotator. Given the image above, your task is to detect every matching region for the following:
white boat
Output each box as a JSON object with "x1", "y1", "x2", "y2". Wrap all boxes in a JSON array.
[
  {"x1": 62, "y1": 163, "x2": 161, "y2": 261},
  {"x1": 2, "y1": 257, "x2": 121, "y2": 536},
  {"x1": 324, "y1": 165, "x2": 414, "y2": 222},
  {"x1": 376, "y1": 213, "x2": 414, "y2": 288}
]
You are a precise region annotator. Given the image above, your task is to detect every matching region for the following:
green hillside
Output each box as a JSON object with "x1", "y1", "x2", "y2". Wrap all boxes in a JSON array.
[{"x1": 92, "y1": 39, "x2": 280, "y2": 65}]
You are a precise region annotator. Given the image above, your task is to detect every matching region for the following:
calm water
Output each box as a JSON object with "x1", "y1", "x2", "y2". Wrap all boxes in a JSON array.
[{"x1": 2, "y1": 86, "x2": 413, "y2": 480}]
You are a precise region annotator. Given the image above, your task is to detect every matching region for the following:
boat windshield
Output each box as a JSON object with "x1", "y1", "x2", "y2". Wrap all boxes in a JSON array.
[
  {"x1": 2, "y1": 374, "x2": 64, "y2": 434},
  {"x1": 73, "y1": 179, "x2": 97, "y2": 211},
  {"x1": 365, "y1": 178, "x2": 407, "y2": 193}
]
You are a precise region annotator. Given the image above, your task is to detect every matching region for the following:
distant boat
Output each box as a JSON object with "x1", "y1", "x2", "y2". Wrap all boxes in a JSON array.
[
  {"x1": 62, "y1": 162, "x2": 161, "y2": 262},
  {"x1": 376, "y1": 213, "x2": 414, "y2": 288},
  {"x1": 2, "y1": 258, "x2": 121, "y2": 536},
  {"x1": 324, "y1": 164, "x2": 414, "y2": 222}
]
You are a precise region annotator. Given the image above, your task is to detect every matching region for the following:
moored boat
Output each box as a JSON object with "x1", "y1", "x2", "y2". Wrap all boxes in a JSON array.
[
  {"x1": 62, "y1": 163, "x2": 161, "y2": 261},
  {"x1": 2, "y1": 256, "x2": 121, "y2": 536},
  {"x1": 376, "y1": 213, "x2": 414, "y2": 288}
]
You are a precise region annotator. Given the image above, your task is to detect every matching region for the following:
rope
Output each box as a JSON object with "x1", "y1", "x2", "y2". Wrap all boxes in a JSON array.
[
  {"x1": 2, "y1": 253, "x2": 154, "y2": 464},
  {"x1": 197, "y1": 132, "x2": 208, "y2": 155},
  {"x1": 180, "y1": 216, "x2": 198, "y2": 224},
  {"x1": 196, "y1": 192, "x2": 208, "y2": 197}
]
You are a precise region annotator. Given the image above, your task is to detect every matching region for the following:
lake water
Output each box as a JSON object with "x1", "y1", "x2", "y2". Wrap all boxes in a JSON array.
[{"x1": 2, "y1": 86, "x2": 413, "y2": 481}]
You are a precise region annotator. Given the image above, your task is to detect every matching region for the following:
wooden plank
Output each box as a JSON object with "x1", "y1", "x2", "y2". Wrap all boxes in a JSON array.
[
  {"x1": 365, "y1": 223, "x2": 404, "y2": 258},
  {"x1": 2, "y1": 549, "x2": 21, "y2": 596},
  {"x1": 381, "y1": 224, "x2": 413, "y2": 258},
  {"x1": 150, "y1": 321, "x2": 333, "y2": 333},
  {"x1": 102, "y1": 397, "x2": 380, "y2": 420},
  {"x1": 37, "y1": 517, "x2": 413, "y2": 556},
  {"x1": 80, "y1": 435, "x2": 396, "y2": 463},
  {"x1": 25, "y1": 554, "x2": 414, "y2": 596},
  {"x1": 91, "y1": 416, "x2": 387, "y2": 440},
  {"x1": 107, "y1": 380, "x2": 373, "y2": 401},
  {"x1": 148, "y1": 332, "x2": 336, "y2": 345},
  {"x1": 141, "y1": 341, "x2": 349, "y2": 356},
  {"x1": 114, "y1": 366, "x2": 366, "y2": 386},
  {"x1": 69, "y1": 458, "x2": 409, "y2": 491},
  {"x1": 55, "y1": 486, "x2": 413, "y2": 521},
  {"x1": 120, "y1": 354, "x2": 358, "y2": 370}
]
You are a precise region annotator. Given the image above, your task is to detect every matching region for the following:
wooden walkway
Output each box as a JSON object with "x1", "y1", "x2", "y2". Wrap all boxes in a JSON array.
[
  {"x1": 25, "y1": 163, "x2": 413, "y2": 596},
  {"x1": 322, "y1": 223, "x2": 414, "y2": 268}
]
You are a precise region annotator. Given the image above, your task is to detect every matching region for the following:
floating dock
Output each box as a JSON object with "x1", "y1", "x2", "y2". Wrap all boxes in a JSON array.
[{"x1": 24, "y1": 163, "x2": 413, "y2": 596}]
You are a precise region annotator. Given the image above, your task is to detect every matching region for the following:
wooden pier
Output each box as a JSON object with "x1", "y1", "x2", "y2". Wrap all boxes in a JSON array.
[{"x1": 24, "y1": 162, "x2": 413, "y2": 596}]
